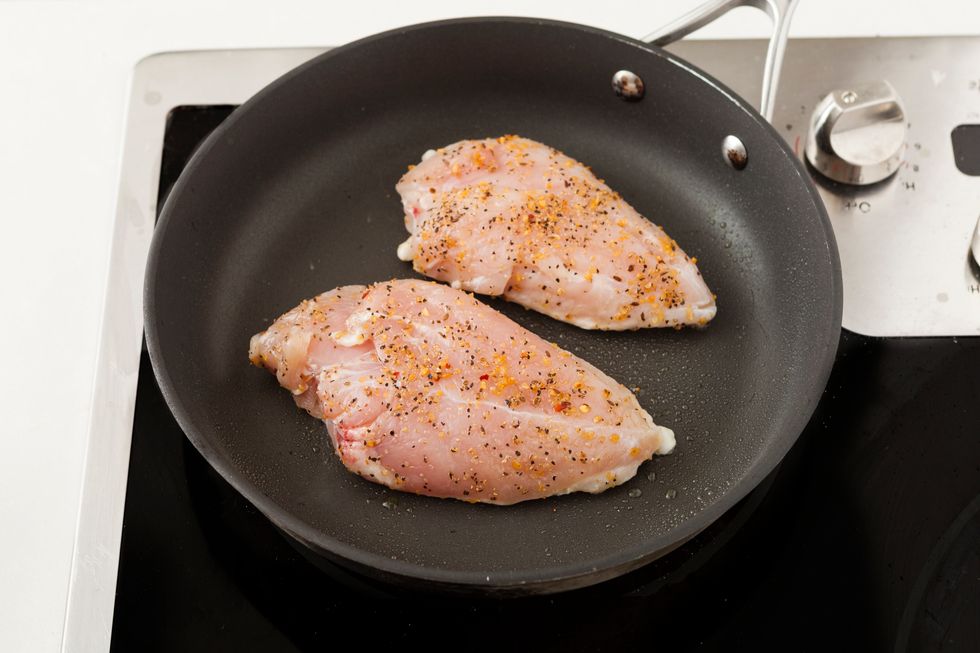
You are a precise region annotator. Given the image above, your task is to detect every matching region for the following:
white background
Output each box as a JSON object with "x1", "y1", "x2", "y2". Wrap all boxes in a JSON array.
[{"x1": 1, "y1": 1, "x2": 977, "y2": 650}]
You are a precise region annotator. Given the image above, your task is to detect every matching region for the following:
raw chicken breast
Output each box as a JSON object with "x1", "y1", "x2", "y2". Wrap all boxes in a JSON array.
[
  {"x1": 250, "y1": 279, "x2": 674, "y2": 505},
  {"x1": 396, "y1": 135, "x2": 716, "y2": 330}
]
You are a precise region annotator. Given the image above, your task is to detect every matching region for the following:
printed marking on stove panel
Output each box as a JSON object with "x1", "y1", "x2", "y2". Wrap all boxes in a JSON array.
[{"x1": 842, "y1": 200, "x2": 872, "y2": 213}]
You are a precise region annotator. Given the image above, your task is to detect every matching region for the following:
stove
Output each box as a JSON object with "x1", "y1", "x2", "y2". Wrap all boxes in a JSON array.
[{"x1": 64, "y1": 39, "x2": 979, "y2": 652}]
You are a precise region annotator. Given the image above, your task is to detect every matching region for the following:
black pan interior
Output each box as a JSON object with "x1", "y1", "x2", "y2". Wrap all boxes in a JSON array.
[{"x1": 145, "y1": 18, "x2": 841, "y2": 591}]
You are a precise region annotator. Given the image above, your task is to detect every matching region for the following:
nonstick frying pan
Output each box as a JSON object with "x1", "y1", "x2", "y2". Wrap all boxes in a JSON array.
[{"x1": 145, "y1": 0, "x2": 841, "y2": 593}]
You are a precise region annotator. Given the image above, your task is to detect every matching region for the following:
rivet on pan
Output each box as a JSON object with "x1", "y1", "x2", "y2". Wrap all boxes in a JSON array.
[
  {"x1": 612, "y1": 70, "x2": 645, "y2": 101},
  {"x1": 722, "y1": 135, "x2": 748, "y2": 170}
]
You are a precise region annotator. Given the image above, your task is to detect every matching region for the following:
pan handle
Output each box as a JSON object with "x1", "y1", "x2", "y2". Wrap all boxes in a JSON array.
[{"x1": 643, "y1": 0, "x2": 798, "y2": 122}]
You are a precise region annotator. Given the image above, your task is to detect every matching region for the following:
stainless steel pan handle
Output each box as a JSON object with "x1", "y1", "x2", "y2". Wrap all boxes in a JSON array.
[{"x1": 644, "y1": 0, "x2": 799, "y2": 122}]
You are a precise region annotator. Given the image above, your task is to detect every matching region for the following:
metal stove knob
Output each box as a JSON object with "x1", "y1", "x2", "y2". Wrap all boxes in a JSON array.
[
  {"x1": 972, "y1": 215, "x2": 980, "y2": 269},
  {"x1": 805, "y1": 80, "x2": 906, "y2": 185}
]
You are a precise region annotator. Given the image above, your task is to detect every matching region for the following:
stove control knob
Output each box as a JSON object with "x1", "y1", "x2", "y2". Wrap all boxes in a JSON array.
[
  {"x1": 972, "y1": 215, "x2": 980, "y2": 269},
  {"x1": 805, "y1": 80, "x2": 906, "y2": 185}
]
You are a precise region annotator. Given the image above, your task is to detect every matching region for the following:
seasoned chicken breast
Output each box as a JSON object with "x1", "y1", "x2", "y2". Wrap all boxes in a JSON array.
[
  {"x1": 396, "y1": 136, "x2": 716, "y2": 330},
  {"x1": 250, "y1": 280, "x2": 674, "y2": 505}
]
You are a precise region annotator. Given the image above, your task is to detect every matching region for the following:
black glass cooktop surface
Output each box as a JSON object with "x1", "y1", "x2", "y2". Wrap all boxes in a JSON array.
[{"x1": 110, "y1": 105, "x2": 980, "y2": 652}]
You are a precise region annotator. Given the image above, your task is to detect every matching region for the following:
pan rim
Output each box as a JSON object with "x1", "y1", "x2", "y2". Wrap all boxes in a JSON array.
[{"x1": 144, "y1": 15, "x2": 842, "y2": 592}]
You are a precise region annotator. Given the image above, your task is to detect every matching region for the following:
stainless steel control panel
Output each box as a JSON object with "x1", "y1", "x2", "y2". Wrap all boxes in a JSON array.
[{"x1": 673, "y1": 37, "x2": 980, "y2": 337}]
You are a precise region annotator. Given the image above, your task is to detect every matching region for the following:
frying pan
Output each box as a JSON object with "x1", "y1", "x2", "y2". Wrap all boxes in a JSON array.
[{"x1": 145, "y1": 0, "x2": 841, "y2": 593}]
